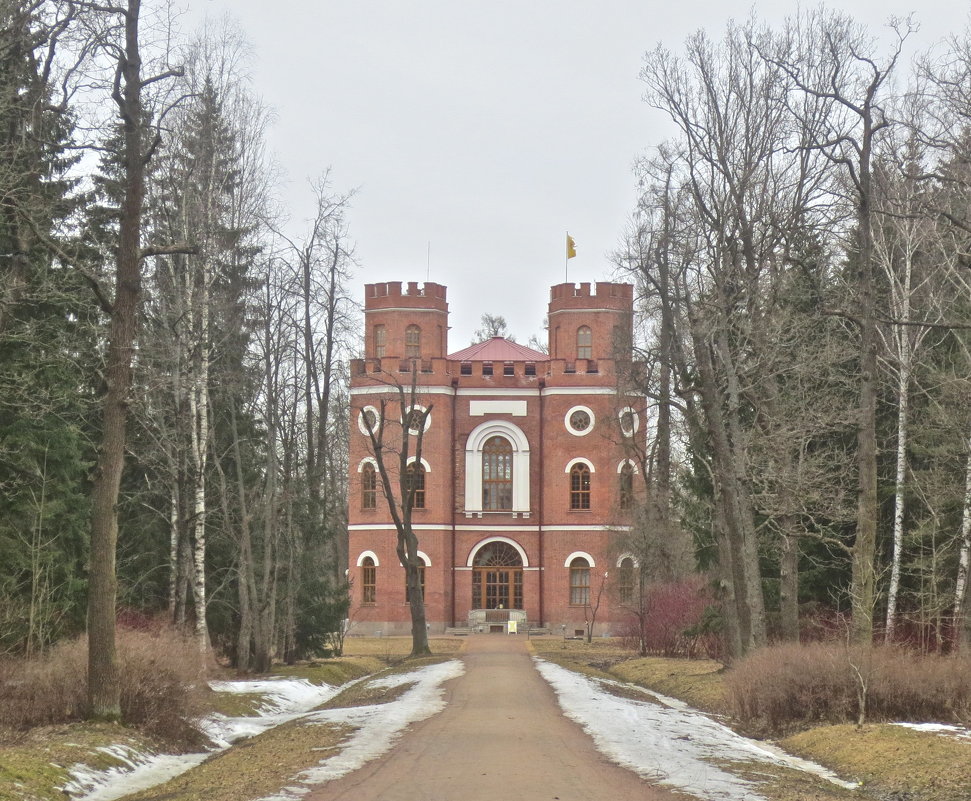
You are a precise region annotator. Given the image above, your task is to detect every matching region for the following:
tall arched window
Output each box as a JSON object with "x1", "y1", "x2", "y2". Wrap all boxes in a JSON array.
[
  {"x1": 405, "y1": 324, "x2": 421, "y2": 358},
  {"x1": 619, "y1": 463, "x2": 634, "y2": 510},
  {"x1": 361, "y1": 557, "x2": 376, "y2": 604},
  {"x1": 406, "y1": 463, "x2": 426, "y2": 509},
  {"x1": 362, "y1": 463, "x2": 377, "y2": 509},
  {"x1": 570, "y1": 462, "x2": 592, "y2": 510},
  {"x1": 482, "y1": 436, "x2": 513, "y2": 510},
  {"x1": 405, "y1": 564, "x2": 425, "y2": 602},
  {"x1": 570, "y1": 557, "x2": 591, "y2": 605},
  {"x1": 618, "y1": 557, "x2": 635, "y2": 605},
  {"x1": 577, "y1": 325, "x2": 593, "y2": 359},
  {"x1": 373, "y1": 324, "x2": 386, "y2": 358}
]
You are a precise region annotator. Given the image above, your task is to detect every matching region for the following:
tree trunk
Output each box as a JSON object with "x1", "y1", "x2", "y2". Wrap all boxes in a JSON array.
[
  {"x1": 779, "y1": 528, "x2": 800, "y2": 641},
  {"x1": 87, "y1": 0, "x2": 146, "y2": 721},
  {"x1": 953, "y1": 426, "x2": 971, "y2": 651}
]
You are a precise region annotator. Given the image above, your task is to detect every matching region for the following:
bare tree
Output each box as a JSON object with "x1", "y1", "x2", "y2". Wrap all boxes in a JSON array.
[
  {"x1": 757, "y1": 8, "x2": 915, "y2": 645},
  {"x1": 81, "y1": 0, "x2": 188, "y2": 719},
  {"x1": 360, "y1": 368, "x2": 432, "y2": 657}
]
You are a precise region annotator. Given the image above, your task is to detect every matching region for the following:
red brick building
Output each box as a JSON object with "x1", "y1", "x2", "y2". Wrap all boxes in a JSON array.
[{"x1": 348, "y1": 280, "x2": 642, "y2": 635}]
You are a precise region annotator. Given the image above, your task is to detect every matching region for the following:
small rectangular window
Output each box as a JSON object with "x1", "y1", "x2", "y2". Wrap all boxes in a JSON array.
[
  {"x1": 461, "y1": 362, "x2": 472, "y2": 375},
  {"x1": 503, "y1": 363, "x2": 515, "y2": 376},
  {"x1": 482, "y1": 363, "x2": 494, "y2": 376},
  {"x1": 525, "y1": 363, "x2": 536, "y2": 376},
  {"x1": 374, "y1": 325, "x2": 386, "y2": 359}
]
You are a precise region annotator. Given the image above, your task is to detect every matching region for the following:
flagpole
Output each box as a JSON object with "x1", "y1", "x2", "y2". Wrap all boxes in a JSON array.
[{"x1": 565, "y1": 230, "x2": 569, "y2": 282}]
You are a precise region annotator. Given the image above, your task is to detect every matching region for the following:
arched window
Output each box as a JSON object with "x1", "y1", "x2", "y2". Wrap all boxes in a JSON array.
[
  {"x1": 373, "y1": 324, "x2": 386, "y2": 358},
  {"x1": 619, "y1": 463, "x2": 634, "y2": 510},
  {"x1": 406, "y1": 463, "x2": 425, "y2": 509},
  {"x1": 618, "y1": 557, "x2": 635, "y2": 605},
  {"x1": 577, "y1": 325, "x2": 593, "y2": 359},
  {"x1": 570, "y1": 462, "x2": 592, "y2": 510},
  {"x1": 362, "y1": 463, "x2": 377, "y2": 509},
  {"x1": 482, "y1": 436, "x2": 513, "y2": 510},
  {"x1": 570, "y1": 557, "x2": 591, "y2": 606},
  {"x1": 361, "y1": 557, "x2": 376, "y2": 604},
  {"x1": 405, "y1": 564, "x2": 425, "y2": 603},
  {"x1": 405, "y1": 324, "x2": 421, "y2": 359}
]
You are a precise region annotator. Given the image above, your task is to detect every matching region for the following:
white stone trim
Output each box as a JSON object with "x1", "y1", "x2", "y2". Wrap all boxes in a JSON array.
[
  {"x1": 356, "y1": 550, "x2": 380, "y2": 567},
  {"x1": 357, "y1": 406, "x2": 381, "y2": 435},
  {"x1": 464, "y1": 420, "x2": 530, "y2": 513},
  {"x1": 617, "y1": 458, "x2": 640, "y2": 474},
  {"x1": 616, "y1": 553, "x2": 640, "y2": 568},
  {"x1": 406, "y1": 455, "x2": 431, "y2": 472},
  {"x1": 564, "y1": 551, "x2": 596, "y2": 567},
  {"x1": 367, "y1": 306, "x2": 448, "y2": 315},
  {"x1": 469, "y1": 399, "x2": 528, "y2": 416},
  {"x1": 564, "y1": 405, "x2": 595, "y2": 437},
  {"x1": 357, "y1": 456, "x2": 378, "y2": 473},
  {"x1": 349, "y1": 523, "x2": 449, "y2": 531},
  {"x1": 549, "y1": 308, "x2": 627, "y2": 316},
  {"x1": 456, "y1": 387, "x2": 539, "y2": 397},
  {"x1": 466, "y1": 536, "x2": 529, "y2": 568},
  {"x1": 619, "y1": 406, "x2": 640, "y2": 437},
  {"x1": 404, "y1": 404, "x2": 432, "y2": 434},
  {"x1": 351, "y1": 385, "x2": 455, "y2": 396},
  {"x1": 564, "y1": 457, "x2": 596, "y2": 473},
  {"x1": 399, "y1": 550, "x2": 431, "y2": 567},
  {"x1": 348, "y1": 523, "x2": 632, "y2": 532},
  {"x1": 541, "y1": 387, "x2": 616, "y2": 395}
]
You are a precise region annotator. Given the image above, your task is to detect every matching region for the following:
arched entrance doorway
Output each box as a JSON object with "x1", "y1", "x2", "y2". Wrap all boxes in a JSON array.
[{"x1": 471, "y1": 541, "x2": 523, "y2": 610}]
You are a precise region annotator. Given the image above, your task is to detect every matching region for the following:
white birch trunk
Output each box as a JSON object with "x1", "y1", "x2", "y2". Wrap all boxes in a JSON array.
[
  {"x1": 952, "y1": 427, "x2": 971, "y2": 641},
  {"x1": 189, "y1": 256, "x2": 211, "y2": 653},
  {"x1": 885, "y1": 352, "x2": 910, "y2": 642}
]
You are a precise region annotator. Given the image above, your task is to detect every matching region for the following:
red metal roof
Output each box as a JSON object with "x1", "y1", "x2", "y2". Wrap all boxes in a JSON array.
[{"x1": 447, "y1": 337, "x2": 547, "y2": 362}]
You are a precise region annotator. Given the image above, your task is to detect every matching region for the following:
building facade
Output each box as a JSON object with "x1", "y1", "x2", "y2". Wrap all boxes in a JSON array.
[{"x1": 347, "y1": 280, "x2": 642, "y2": 635}]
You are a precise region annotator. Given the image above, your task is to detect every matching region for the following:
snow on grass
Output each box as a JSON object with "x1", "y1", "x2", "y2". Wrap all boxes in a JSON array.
[
  {"x1": 534, "y1": 657, "x2": 858, "y2": 801},
  {"x1": 894, "y1": 722, "x2": 971, "y2": 742},
  {"x1": 256, "y1": 659, "x2": 465, "y2": 801},
  {"x1": 65, "y1": 678, "x2": 347, "y2": 801}
]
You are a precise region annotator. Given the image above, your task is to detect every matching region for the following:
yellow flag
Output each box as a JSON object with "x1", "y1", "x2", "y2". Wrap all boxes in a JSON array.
[{"x1": 567, "y1": 234, "x2": 577, "y2": 259}]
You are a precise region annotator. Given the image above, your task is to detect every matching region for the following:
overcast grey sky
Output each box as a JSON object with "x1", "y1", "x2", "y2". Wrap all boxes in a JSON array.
[{"x1": 185, "y1": 0, "x2": 967, "y2": 349}]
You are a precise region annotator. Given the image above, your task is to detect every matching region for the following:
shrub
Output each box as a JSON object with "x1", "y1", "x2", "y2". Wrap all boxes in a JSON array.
[
  {"x1": 726, "y1": 641, "x2": 971, "y2": 736},
  {"x1": 619, "y1": 577, "x2": 712, "y2": 657},
  {"x1": 0, "y1": 627, "x2": 207, "y2": 748}
]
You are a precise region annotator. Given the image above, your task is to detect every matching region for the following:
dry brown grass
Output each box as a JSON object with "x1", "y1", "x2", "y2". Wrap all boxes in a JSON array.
[
  {"x1": 782, "y1": 724, "x2": 971, "y2": 801},
  {"x1": 0, "y1": 628, "x2": 207, "y2": 748},
  {"x1": 340, "y1": 636, "x2": 464, "y2": 662},
  {"x1": 529, "y1": 636, "x2": 726, "y2": 712},
  {"x1": 726, "y1": 642, "x2": 971, "y2": 736}
]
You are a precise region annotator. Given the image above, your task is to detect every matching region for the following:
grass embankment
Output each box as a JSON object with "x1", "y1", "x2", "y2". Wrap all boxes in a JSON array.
[
  {"x1": 0, "y1": 637, "x2": 463, "y2": 801},
  {"x1": 118, "y1": 639, "x2": 464, "y2": 801},
  {"x1": 528, "y1": 636, "x2": 971, "y2": 801}
]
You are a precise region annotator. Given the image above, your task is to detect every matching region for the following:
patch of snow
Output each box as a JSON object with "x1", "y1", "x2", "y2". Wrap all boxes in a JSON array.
[
  {"x1": 256, "y1": 659, "x2": 465, "y2": 801},
  {"x1": 65, "y1": 677, "x2": 348, "y2": 801},
  {"x1": 894, "y1": 722, "x2": 971, "y2": 742},
  {"x1": 533, "y1": 658, "x2": 858, "y2": 801}
]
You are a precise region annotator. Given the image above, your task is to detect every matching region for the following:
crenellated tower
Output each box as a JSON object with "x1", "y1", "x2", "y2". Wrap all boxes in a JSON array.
[
  {"x1": 547, "y1": 281, "x2": 633, "y2": 364},
  {"x1": 364, "y1": 281, "x2": 449, "y2": 362}
]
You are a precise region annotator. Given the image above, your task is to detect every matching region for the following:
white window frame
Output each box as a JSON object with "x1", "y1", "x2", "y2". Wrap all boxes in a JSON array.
[
  {"x1": 464, "y1": 420, "x2": 530, "y2": 514},
  {"x1": 564, "y1": 405, "x2": 596, "y2": 437}
]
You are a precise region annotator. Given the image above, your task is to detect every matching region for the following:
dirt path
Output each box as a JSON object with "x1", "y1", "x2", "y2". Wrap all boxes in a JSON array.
[{"x1": 305, "y1": 635, "x2": 680, "y2": 800}]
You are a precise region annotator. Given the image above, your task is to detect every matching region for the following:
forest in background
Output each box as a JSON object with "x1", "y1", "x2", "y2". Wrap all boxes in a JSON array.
[
  {"x1": 1, "y1": 0, "x2": 971, "y2": 721},
  {"x1": 617, "y1": 8, "x2": 971, "y2": 660},
  {"x1": 0, "y1": 0, "x2": 353, "y2": 694}
]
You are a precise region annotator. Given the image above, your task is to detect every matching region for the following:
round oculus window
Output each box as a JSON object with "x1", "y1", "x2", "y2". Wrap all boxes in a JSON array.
[
  {"x1": 570, "y1": 410, "x2": 591, "y2": 431},
  {"x1": 357, "y1": 406, "x2": 380, "y2": 435},
  {"x1": 564, "y1": 405, "x2": 595, "y2": 436}
]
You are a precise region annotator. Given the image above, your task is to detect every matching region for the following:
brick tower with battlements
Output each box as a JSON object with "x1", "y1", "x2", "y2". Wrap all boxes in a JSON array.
[{"x1": 347, "y1": 280, "x2": 642, "y2": 635}]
